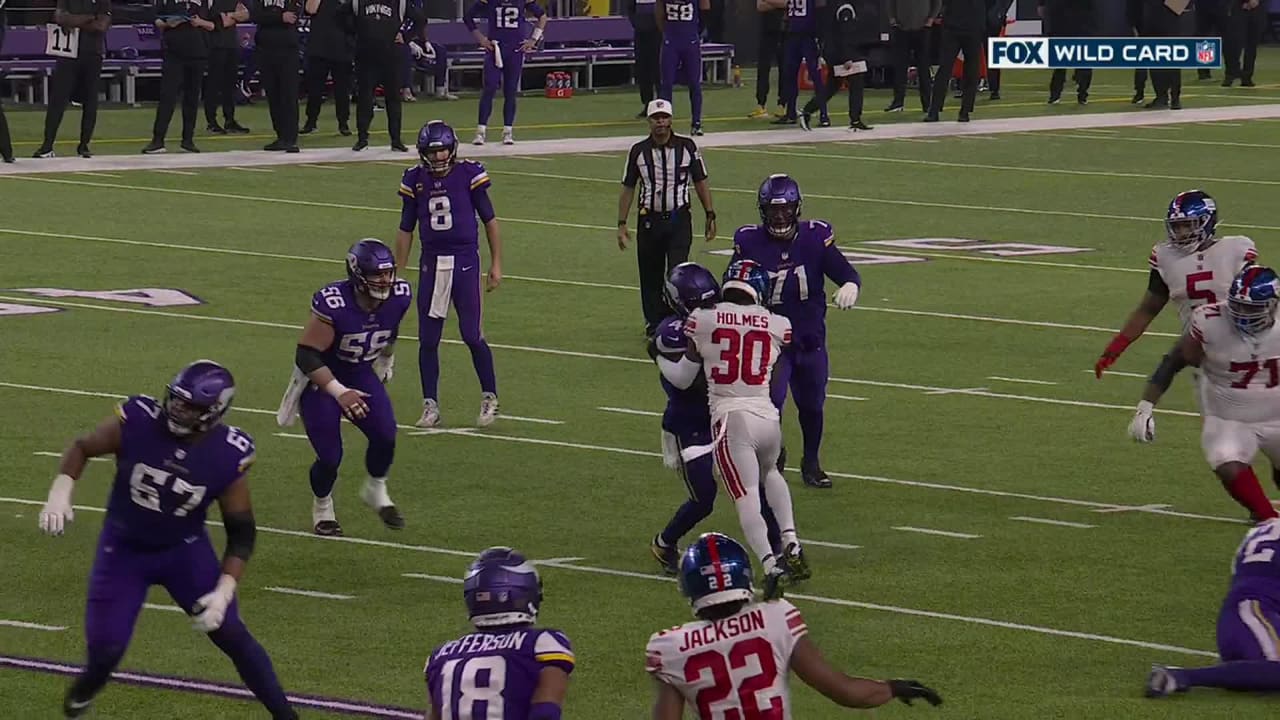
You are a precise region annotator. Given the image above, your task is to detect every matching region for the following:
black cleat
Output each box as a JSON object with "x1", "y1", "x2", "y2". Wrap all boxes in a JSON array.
[
  {"x1": 390, "y1": 141, "x2": 409, "y2": 152},
  {"x1": 884, "y1": 102, "x2": 904, "y2": 112},
  {"x1": 651, "y1": 535, "x2": 679, "y2": 575},
  {"x1": 376, "y1": 505, "x2": 405, "y2": 530},
  {"x1": 180, "y1": 140, "x2": 200, "y2": 153},
  {"x1": 1170, "y1": 99, "x2": 1182, "y2": 110},
  {"x1": 338, "y1": 124, "x2": 352, "y2": 136},
  {"x1": 1144, "y1": 98, "x2": 1169, "y2": 110},
  {"x1": 957, "y1": 112, "x2": 970, "y2": 123},
  {"x1": 2, "y1": 154, "x2": 13, "y2": 164},
  {"x1": 264, "y1": 140, "x2": 285, "y2": 151},
  {"x1": 63, "y1": 692, "x2": 92, "y2": 718},
  {"x1": 801, "y1": 461, "x2": 832, "y2": 489},
  {"x1": 782, "y1": 542, "x2": 812, "y2": 581},
  {"x1": 352, "y1": 137, "x2": 369, "y2": 152},
  {"x1": 76, "y1": 144, "x2": 92, "y2": 158},
  {"x1": 314, "y1": 520, "x2": 344, "y2": 537},
  {"x1": 849, "y1": 119, "x2": 872, "y2": 131},
  {"x1": 32, "y1": 147, "x2": 55, "y2": 159},
  {"x1": 142, "y1": 141, "x2": 166, "y2": 154},
  {"x1": 1131, "y1": 91, "x2": 1145, "y2": 105},
  {"x1": 819, "y1": 116, "x2": 831, "y2": 128},
  {"x1": 207, "y1": 122, "x2": 226, "y2": 134},
  {"x1": 225, "y1": 121, "x2": 251, "y2": 134},
  {"x1": 771, "y1": 115, "x2": 796, "y2": 125},
  {"x1": 923, "y1": 113, "x2": 939, "y2": 123},
  {"x1": 797, "y1": 111, "x2": 812, "y2": 131},
  {"x1": 284, "y1": 144, "x2": 301, "y2": 154},
  {"x1": 299, "y1": 124, "x2": 317, "y2": 135}
]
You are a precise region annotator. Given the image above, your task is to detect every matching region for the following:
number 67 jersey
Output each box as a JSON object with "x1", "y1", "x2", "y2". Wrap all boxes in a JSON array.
[{"x1": 646, "y1": 599, "x2": 808, "y2": 719}]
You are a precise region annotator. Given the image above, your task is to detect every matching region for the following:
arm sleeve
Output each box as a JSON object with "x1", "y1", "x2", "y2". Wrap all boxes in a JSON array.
[
  {"x1": 473, "y1": 187, "x2": 496, "y2": 224},
  {"x1": 399, "y1": 196, "x2": 418, "y2": 233},
  {"x1": 658, "y1": 356, "x2": 701, "y2": 390},
  {"x1": 1147, "y1": 268, "x2": 1169, "y2": 297}
]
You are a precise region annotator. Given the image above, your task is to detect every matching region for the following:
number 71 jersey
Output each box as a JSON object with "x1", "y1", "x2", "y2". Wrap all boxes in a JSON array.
[
  {"x1": 1151, "y1": 235, "x2": 1256, "y2": 330},
  {"x1": 1191, "y1": 301, "x2": 1280, "y2": 424},
  {"x1": 646, "y1": 600, "x2": 808, "y2": 719}
]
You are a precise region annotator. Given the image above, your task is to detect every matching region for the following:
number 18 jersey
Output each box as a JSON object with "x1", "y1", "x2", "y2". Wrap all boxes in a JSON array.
[
  {"x1": 685, "y1": 302, "x2": 791, "y2": 423},
  {"x1": 646, "y1": 600, "x2": 808, "y2": 720},
  {"x1": 425, "y1": 627, "x2": 575, "y2": 720}
]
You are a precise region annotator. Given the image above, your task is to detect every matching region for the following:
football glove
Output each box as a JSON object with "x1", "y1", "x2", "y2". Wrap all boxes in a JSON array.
[
  {"x1": 191, "y1": 574, "x2": 237, "y2": 633},
  {"x1": 1129, "y1": 400, "x2": 1155, "y2": 443},
  {"x1": 833, "y1": 282, "x2": 860, "y2": 310},
  {"x1": 373, "y1": 353, "x2": 395, "y2": 384},
  {"x1": 889, "y1": 679, "x2": 943, "y2": 707},
  {"x1": 408, "y1": 40, "x2": 425, "y2": 59},
  {"x1": 38, "y1": 474, "x2": 76, "y2": 536}
]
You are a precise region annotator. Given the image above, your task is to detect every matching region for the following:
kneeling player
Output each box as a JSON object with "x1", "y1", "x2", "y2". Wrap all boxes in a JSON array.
[
  {"x1": 1130, "y1": 265, "x2": 1280, "y2": 522},
  {"x1": 425, "y1": 547, "x2": 574, "y2": 719},
  {"x1": 1147, "y1": 518, "x2": 1280, "y2": 697},
  {"x1": 646, "y1": 532, "x2": 942, "y2": 718},
  {"x1": 284, "y1": 238, "x2": 412, "y2": 535}
]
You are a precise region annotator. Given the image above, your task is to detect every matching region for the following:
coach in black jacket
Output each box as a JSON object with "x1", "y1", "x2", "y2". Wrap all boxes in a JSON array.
[
  {"x1": 1038, "y1": 0, "x2": 1095, "y2": 104},
  {"x1": 800, "y1": 0, "x2": 879, "y2": 130},
  {"x1": 1142, "y1": 0, "x2": 1184, "y2": 109},
  {"x1": 1127, "y1": 0, "x2": 1148, "y2": 103},
  {"x1": 925, "y1": 0, "x2": 984, "y2": 122},
  {"x1": 0, "y1": 0, "x2": 12, "y2": 163},
  {"x1": 205, "y1": 0, "x2": 249, "y2": 133},
  {"x1": 253, "y1": 0, "x2": 303, "y2": 151},
  {"x1": 300, "y1": 0, "x2": 354, "y2": 134},
  {"x1": 144, "y1": 0, "x2": 216, "y2": 154}
]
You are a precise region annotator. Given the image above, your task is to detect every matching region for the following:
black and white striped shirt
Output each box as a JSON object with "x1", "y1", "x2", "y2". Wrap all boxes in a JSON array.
[{"x1": 622, "y1": 134, "x2": 707, "y2": 214}]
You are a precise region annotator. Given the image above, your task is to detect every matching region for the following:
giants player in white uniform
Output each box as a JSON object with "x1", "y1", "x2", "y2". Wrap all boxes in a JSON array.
[
  {"x1": 1131, "y1": 264, "x2": 1280, "y2": 523},
  {"x1": 1096, "y1": 190, "x2": 1257, "y2": 381},
  {"x1": 683, "y1": 260, "x2": 804, "y2": 599},
  {"x1": 646, "y1": 532, "x2": 942, "y2": 719}
]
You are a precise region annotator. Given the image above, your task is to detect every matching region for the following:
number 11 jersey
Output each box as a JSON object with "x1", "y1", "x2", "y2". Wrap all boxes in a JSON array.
[{"x1": 646, "y1": 600, "x2": 808, "y2": 720}]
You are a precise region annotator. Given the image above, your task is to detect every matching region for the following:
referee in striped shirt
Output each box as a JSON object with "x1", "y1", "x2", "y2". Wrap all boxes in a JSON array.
[{"x1": 618, "y1": 98, "x2": 717, "y2": 337}]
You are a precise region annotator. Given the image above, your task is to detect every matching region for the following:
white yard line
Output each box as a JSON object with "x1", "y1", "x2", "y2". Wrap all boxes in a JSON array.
[
  {"x1": 597, "y1": 406, "x2": 663, "y2": 417},
  {"x1": 1094, "y1": 503, "x2": 1173, "y2": 514},
  {"x1": 0, "y1": 619, "x2": 67, "y2": 631},
  {"x1": 32, "y1": 451, "x2": 107, "y2": 462},
  {"x1": 263, "y1": 586, "x2": 355, "y2": 600},
  {"x1": 73, "y1": 172, "x2": 121, "y2": 179},
  {"x1": 892, "y1": 526, "x2": 983, "y2": 539},
  {"x1": 0, "y1": 495, "x2": 1216, "y2": 659},
  {"x1": 227, "y1": 166, "x2": 273, "y2": 173},
  {"x1": 402, "y1": 573, "x2": 463, "y2": 584},
  {"x1": 826, "y1": 393, "x2": 869, "y2": 401},
  {"x1": 151, "y1": 169, "x2": 198, "y2": 176},
  {"x1": 1085, "y1": 369, "x2": 1150, "y2": 379},
  {"x1": 987, "y1": 376, "x2": 1057, "y2": 386},
  {"x1": 300, "y1": 164, "x2": 344, "y2": 170},
  {"x1": 143, "y1": 603, "x2": 185, "y2": 613},
  {"x1": 1010, "y1": 516, "x2": 1096, "y2": 529},
  {"x1": 803, "y1": 540, "x2": 862, "y2": 550}
]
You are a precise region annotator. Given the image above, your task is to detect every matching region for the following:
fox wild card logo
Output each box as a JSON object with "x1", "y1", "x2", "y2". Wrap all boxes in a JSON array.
[{"x1": 988, "y1": 37, "x2": 1223, "y2": 70}]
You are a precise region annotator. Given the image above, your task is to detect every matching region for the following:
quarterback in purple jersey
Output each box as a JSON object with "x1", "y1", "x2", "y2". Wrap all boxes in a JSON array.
[
  {"x1": 655, "y1": 0, "x2": 708, "y2": 134},
  {"x1": 290, "y1": 238, "x2": 411, "y2": 535},
  {"x1": 396, "y1": 120, "x2": 503, "y2": 429},
  {"x1": 37, "y1": 361, "x2": 297, "y2": 720},
  {"x1": 731, "y1": 174, "x2": 861, "y2": 489},
  {"x1": 647, "y1": 262, "x2": 784, "y2": 574},
  {"x1": 425, "y1": 547, "x2": 575, "y2": 720},
  {"x1": 1147, "y1": 518, "x2": 1280, "y2": 697},
  {"x1": 464, "y1": 0, "x2": 546, "y2": 145}
]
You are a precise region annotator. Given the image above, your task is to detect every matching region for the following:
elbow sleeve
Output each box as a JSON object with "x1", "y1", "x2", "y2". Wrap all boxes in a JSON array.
[
  {"x1": 223, "y1": 511, "x2": 257, "y2": 562},
  {"x1": 296, "y1": 344, "x2": 326, "y2": 374}
]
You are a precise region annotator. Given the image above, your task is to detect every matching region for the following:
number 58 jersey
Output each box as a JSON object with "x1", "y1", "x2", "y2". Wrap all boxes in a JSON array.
[
  {"x1": 646, "y1": 600, "x2": 808, "y2": 720},
  {"x1": 1151, "y1": 235, "x2": 1257, "y2": 330}
]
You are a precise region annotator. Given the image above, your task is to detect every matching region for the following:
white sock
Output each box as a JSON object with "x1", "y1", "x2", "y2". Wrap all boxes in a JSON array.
[
  {"x1": 365, "y1": 476, "x2": 393, "y2": 507},
  {"x1": 763, "y1": 468, "x2": 799, "y2": 548},
  {"x1": 477, "y1": 124, "x2": 487, "y2": 134},
  {"x1": 733, "y1": 485, "x2": 777, "y2": 570},
  {"x1": 312, "y1": 495, "x2": 335, "y2": 523},
  {"x1": 503, "y1": 125, "x2": 513, "y2": 133}
]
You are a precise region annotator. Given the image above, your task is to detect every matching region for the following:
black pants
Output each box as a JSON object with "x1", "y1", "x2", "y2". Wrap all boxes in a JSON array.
[
  {"x1": 890, "y1": 27, "x2": 930, "y2": 110},
  {"x1": 756, "y1": 28, "x2": 783, "y2": 107},
  {"x1": 1050, "y1": 68, "x2": 1092, "y2": 101},
  {"x1": 1228, "y1": 6, "x2": 1266, "y2": 82},
  {"x1": 42, "y1": 54, "x2": 103, "y2": 149},
  {"x1": 356, "y1": 47, "x2": 402, "y2": 144},
  {"x1": 1145, "y1": 9, "x2": 1182, "y2": 103},
  {"x1": 634, "y1": 28, "x2": 660, "y2": 107},
  {"x1": 805, "y1": 62, "x2": 864, "y2": 124},
  {"x1": 929, "y1": 28, "x2": 982, "y2": 116},
  {"x1": 0, "y1": 99, "x2": 12, "y2": 160},
  {"x1": 637, "y1": 209, "x2": 693, "y2": 331},
  {"x1": 204, "y1": 46, "x2": 240, "y2": 126},
  {"x1": 1196, "y1": 3, "x2": 1233, "y2": 77},
  {"x1": 153, "y1": 54, "x2": 206, "y2": 143},
  {"x1": 304, "y1": 55, "x2": 353, "y2": 128},
  {"x1": 259, "y1": 47, "x2": 300, "y2": 145}
]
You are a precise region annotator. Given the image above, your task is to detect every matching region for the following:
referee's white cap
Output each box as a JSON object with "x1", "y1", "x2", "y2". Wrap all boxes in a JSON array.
[{"x1": 646, "y1": 99, "x2": 674, "y2": 118}]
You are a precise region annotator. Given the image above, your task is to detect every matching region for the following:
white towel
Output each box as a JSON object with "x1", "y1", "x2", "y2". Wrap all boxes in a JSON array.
[
  {"x1": 493, "y1": 40, "x2": 503, "y2": 70},
  {"x1": 428, "y1": 255, "x2": 455, "y2": 319},
  {"x1": 276, "y1": 366, "x2": 309, "y2": 427},
  {"x1": 680, "y1": 417, "x2": 729, "y2": 463}
]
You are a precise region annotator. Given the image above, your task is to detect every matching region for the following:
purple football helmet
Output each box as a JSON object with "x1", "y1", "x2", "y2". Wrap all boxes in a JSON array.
[
  {"x1": 417, "y1": 120, "x2": 458, "y2": 175},
  {"x1": 664, "y1": 262, "x2": 720, "y2": 317},
  {"x1": 164, "y1": 360, "x2": 235, "y2": 437},
  {"x1": 463, "y1": 546, "x2": 544, "y2": 628},
  {"x1": 758, "y1": 174, "x2": 803, "y2": 240},
  {"x1": 346, "y1": 238, "x2": 397, "y2": 301}
]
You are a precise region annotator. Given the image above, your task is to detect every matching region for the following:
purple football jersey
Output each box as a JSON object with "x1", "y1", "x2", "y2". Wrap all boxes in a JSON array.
[
  {"x1": 732, "y1": 220, "x2": 858, "y2": 348},
  {"x1": 784, "y1": 0, "x2": 814, "y2": 34},
  {"x1": 104, "y1": 395, "x2": 254, "y2": 548},
  {"x1": 425, "y1": 627, "x2": 575, "y2": 720},
  {"x1": 400, "y1": 160, "x2": 491, "y2": 259},
  {"x1": 1228, "y1": 520, "x2": 1280, "y2": 605},
  {"x1": 653, "y1": 315, "x2": 711, "y2": 435},
  {"x1": 310, "y1": 278, "x2": 413, "y2": 382},
  {"x1": 660, "y1": 0, "x2": 700, "y2": 38},
  {"x1": 464, "y1": 0, "x2": 543, "y2": 44}
]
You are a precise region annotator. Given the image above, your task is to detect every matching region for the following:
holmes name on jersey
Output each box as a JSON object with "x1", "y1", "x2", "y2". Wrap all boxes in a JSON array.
[{"x1": 717, "y1": 311, "x2": 773, "y2": 329}]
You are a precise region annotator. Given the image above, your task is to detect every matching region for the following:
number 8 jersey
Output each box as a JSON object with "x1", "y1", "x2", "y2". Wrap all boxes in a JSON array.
[
  {"x1": 685, "y1": 302, "x2": 792, "y2": 423},
  {"x1": 400, "y1": 159, "x2": 492, "y2": 259},
  {"x1": 646, "y1": 599, "x2": 808, "y2": 720},
  {"x1": 1150, "y1": 235, "x2": 1257, "y2": 330}
]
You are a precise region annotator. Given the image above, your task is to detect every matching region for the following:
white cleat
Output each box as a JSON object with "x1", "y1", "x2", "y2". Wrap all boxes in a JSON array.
[
  {"x1": 416, "y1": 398, "x2": 441, "y2": 428},
  {"x1": 501, "y1": 127, "x2": 514, "y2": 145},
  {"x1": 1144, "y1": 664, "x2": 1183, "y2": 698},
  {"x1": 478, "y1": 392, "x2": 499, "y2": 427},
  {"x1": 473, "y1": 127, "x2": 486, "y2": 146},
  {"x1": 435, "y1": 89, "x2": 459, "y2": 101}
]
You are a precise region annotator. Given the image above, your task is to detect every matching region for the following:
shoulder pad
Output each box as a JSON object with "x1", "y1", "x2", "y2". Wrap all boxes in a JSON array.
[
  {"x1": 118, "y1": 395, "x2": 163, "y2": 424},
  {"x1": 461, "y1": 159, "x2": 486, "y2": 172},
  {"x1": 655, "y1": 316, "x2": 689, "y2": 354}
]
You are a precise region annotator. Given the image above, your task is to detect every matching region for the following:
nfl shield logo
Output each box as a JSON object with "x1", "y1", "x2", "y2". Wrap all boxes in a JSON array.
[{"x1": 1197, "y1": 41, "x2": 1216, "y2": 65}]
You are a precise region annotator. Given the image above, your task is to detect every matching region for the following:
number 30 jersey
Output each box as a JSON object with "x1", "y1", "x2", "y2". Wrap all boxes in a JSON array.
[
  {"x1": 685, "y1": 302, "x2": 791, "y2": 423},
  {"x1": 424, "y1": 627, "x2": 575, "y2": 720},
  {"x1": 310, "y1": 279, "x2": 412, "y2": 383},
  {"x1": 646, "y1": 600, "x2": 808, "y2": 720},
  {"x1": 400, "y1": 160, "x2": 492, "y2": 259},
  {"x1": 1150, "y1": 235, "x2": 1257, "y2": 330},
  {"x1": 1190, "y1": 301, "x2": 1280, "y2": 424}
]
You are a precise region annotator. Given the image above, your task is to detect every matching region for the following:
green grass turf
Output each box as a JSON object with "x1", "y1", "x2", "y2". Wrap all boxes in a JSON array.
[{"x1": 1, "y1": 54, "x2": 1280, "y2": 718}]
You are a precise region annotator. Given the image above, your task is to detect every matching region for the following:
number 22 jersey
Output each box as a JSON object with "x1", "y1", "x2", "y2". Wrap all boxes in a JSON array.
[
  {"x1": 424, "y1": 627, "x2": 575, "y2": 720},
  {"x1": 646, "y1": 600, "x2": 808, "y2": 720}
]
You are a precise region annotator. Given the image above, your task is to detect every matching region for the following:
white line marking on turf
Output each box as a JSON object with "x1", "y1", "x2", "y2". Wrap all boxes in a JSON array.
[
  {"x1": 923, "y1": 386, "x2": 988, "y2": 395},
  {"x1": 143, "y1": 603, "x2": 185, "y2": 613},
  {"x1": 1085, "y1": 369, "x2": 1150, "y2": 379},
  {"x1": 891, "y1": 138, "x2": 939, "y2": 143},
  {"x1": 573, "y1": 152, "x2": 617, "y2": 159},
  {"x1": 537, "y1": 557, "x2": 587, "y2": 564},
  {"x1": 227, "y1": 166, "x2": 273, "y2": 173},
  {"x1": 1037, "y1": 130, "x2": 1280, "y2": 152},
  {"x1": 73, "y1": 172, "x2": 120, "y2": 178},
  {"x1": 1093, "y1": 503, "x2": 1173, "y2": 514},
  {"x1": 804, "y1": 540, "x2": 862, "y2": 550},
  {"x1": 892, "y1": 526, "x2": 983, "y2": 539},
  {"x1": 263, "y1": 586, "x2": 355, "y2": 600},
  {"x1": 151, "y1": 169, "x2": 198, "y2": 176},
  {"x1": 0, "y1": 619, "x2": 67, "y2": 631},
  {"x1": 0, "y1": 494, "x2": 1215, "y2": 658},
  {"x1": 32, "y1": 451, "x2": 108, "y2": 462},
  {"x1": 827, "y1": 393, "x2": 869, "y2": 401},
  {"x1": 500, "y1": 414, "x2": 564, "y2": 425},
  {"x1": 1010, "y1": 516, "x2": 1096, "y2": 529},
  {"x1": 597, "y1": 406, "x2": 663, "y2": 417},
  {"x1": 987, "y1": 376, "x2": 1057, "y2": 386},
  {"x1": 300, "y1": 164, "x2": 344, "y2": 170},
  {"x1": 2, "y1": 383, "x2": 1237, "y2": 524},
  {"x1": 403, "y1": 573, "x2": 464, "y2": 584}
]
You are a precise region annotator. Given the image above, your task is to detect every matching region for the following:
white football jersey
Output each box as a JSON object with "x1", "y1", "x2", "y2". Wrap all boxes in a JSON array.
[
  {"x1": 1191, "y1": 302, "x2": 1280, "y2": 424},
  {"x1": 1150, "y1": 235, "x2": 1257, "y2": 330},
  {"x1": 646, "y1": 600, "x2": 808, "y2": 720},
  {"x1": 685, "y1": 302, "x2": 792, "y2": 423}
]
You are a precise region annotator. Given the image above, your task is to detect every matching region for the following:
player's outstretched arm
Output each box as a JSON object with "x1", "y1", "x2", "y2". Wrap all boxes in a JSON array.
[
  {"x1": 792, "y1": 636, "x2": 942, "y2": 709},
  {"x1": 529, "y1": 667, "x2": 570, "y2": 720},
  {"x1": 1129, "y1": 332, "x2": 1203, "y2": 443},
  {"x1": 1096, "y1": 276, "x2": 1169, "y2": 378},
  {"x1": 650, "y1": 678, "x2": 685, "y2": 720},
  {"x1": 39, "y1": 414, "x2": 123, "y2": 536},
  {"x1": 191, "y1": 474, "x2": 256, "y2": 632}
]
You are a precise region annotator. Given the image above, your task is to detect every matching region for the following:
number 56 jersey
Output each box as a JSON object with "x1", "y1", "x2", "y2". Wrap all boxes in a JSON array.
[
  {"x1": 425, "y1": 627, "x2": 575, "y2": 720},
  {"x1": 310, "y1": 279, "x2": 412, "y2": 382},
  {"x1": 646, "y1": 600, "x2": 808, "y2": 720}
]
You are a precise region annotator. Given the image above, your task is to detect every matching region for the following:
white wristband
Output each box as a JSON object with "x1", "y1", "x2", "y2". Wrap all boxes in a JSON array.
[
  {"x1": 324, "y1": 379, "x2": 350, "y2": 400},
  {"x1": 1137, "y1": 400, "x2": 1155, "y2": 414},
  {"x1": 531, "y1": 27, "x2": 543, "y2": 41},
  {"x1": 214, "y1": 573, "x2": 238, "y2": 599},
  {"x1": 49, "y1": 473, "x2": 75, "y2": 503}
]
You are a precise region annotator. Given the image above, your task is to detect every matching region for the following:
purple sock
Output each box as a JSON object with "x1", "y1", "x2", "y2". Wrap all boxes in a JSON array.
[
  {"x1": 798, "y1": 408, "x2": 824, "y2": 467},
  {"x1": 1178, "y1": 661, "x2": 1280, "y2": 692},
  {"x1": 418, "y1": 340, "x2": 441, "y2": 400},
  {"x1": 690, "y1": 85, "x2": 703, "y2": 125}
]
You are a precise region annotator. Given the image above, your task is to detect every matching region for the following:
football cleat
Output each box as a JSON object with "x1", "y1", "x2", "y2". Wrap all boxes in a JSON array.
[
  {"x1": 651, "y1": 535, "x2": 679, "y2": 575},
  {"x1": 501, "y1": 127, "x2": 514, "y2": 145},
  {"x1": 781, "y1": 542, "x2": 811, "y2": 581},
  {"x1": 314, "y1": 520, "x2": 343, "y2": 537},
  {"x1": 473, "y1": 127, "x2": 487, "y2": 146},
  {"x1": 416, "y1": 398, "x2": 441, "y2": 428},
  {"x1": 762, "y1": 566, "x2": 789, "y2": 601},
  {"x1": 360, "y1": 479, "x2": 405, "y2": 530},
  {"x1": 63, "y1": 694, "x2": 92, "y2": 718},
  {"x1": 478, "y1": 392, "x2": 499, "y2": 427},
  {"x1": 1144, "y1": 664, "x2": 1183, "y2": 698},
  {"x1": 312, "y1": 495, "x2": 342, "y2": 536},
  {"x1": 801, "y1": 460, "x2": 832, "y2": 489}
]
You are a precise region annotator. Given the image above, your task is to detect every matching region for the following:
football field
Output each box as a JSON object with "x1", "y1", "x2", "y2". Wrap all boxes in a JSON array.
[{"x1": 5, "y1": 65, "x2": 1280, "y2": 718}]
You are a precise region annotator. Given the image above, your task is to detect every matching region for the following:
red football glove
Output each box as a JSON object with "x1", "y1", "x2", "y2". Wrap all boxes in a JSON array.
[{"x1": 1095, "y1": 334, "x2": 1132, "y2": 378}]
